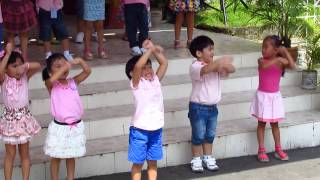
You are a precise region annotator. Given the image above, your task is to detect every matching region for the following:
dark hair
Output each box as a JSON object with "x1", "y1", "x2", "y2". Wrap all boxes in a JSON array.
[
  {"x1": 263, "y1": 35, "x2": 281, "y2": 48},
  {"x1": 125, "y1": 55, "x2": 152, "y2": 79},
  {"x1": 189, "y1": 35, "x2": 214, "y2": 58},
  {"x1": 42, "y1": 53, "x2": 67, "y2": 81},
  {"x1": 7, "y1": 51, "x2": 25, "y2": 67},
  {"x1": 263, "y1": 35, "x2": 286, "y2": 76}
]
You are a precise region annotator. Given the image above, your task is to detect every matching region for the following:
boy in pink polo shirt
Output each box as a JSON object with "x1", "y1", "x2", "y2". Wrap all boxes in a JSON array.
[
  {"x1": 36, "y1": 0, "x2": 73, "y2": 61},
  {"x1": 125, "y1": 40, "x2": 167, "y2": 180},
  {"x1": 188, "y1": 35, "x2": 235, "y2": 172}
]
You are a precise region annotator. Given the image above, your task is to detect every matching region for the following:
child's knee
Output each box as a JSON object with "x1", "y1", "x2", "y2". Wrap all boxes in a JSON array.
[
  {"x1": 258, "y1": 121, "x2": 267, "y2": 127},
  {"x1": 192, "y1": 131, "x2": 206, "y2": 145},
  {"x1": 205, "y1": 133, "x2": 215, "y2": 144},
  {"x1": 147, "y1": 160, "x2": 157, "y2": 169},
  {"x1": 270, "y1": 122, "x2": 279, "y2": 128}
]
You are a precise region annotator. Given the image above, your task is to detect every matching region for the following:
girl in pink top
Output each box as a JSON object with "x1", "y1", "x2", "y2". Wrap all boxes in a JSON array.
[
  {"x1": 0, "y1": 43, "x2": 41, "y2": 180},
  {"x1": 42, "y1": 54, "x2": 91, "y2": 180},
  {"x1": 250, "y1": 35, "x2": 295, "y2": 162},
  {"x1": 0, "y1": 3, "x2": 4, "y2": 57}
]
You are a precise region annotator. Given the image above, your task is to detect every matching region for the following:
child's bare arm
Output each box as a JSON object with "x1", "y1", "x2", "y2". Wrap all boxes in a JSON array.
[
  {"x1": 0, "y1": 44, "x2": 13, "y2": 84},
  {"x1": 72, "y1": 57, "x2": 91, "y2": 85},
  {"x1": 258, "y1": 58, "x2": 278, "y2": 69},
  {"x1": 26, "y1": 62, "x2": 41, "y2": 80},
  {"x1": 154, "y1": 46, "x2": 168, "y2": 81},
  {"x1": 132, "y1": 49, "x2": 153, "y2": 87},
  {"x1": 200, "y1": 56, "x2": 233, "y2": 76},
  {"x1": 45, "y1": 62, "x2": 71, "y2": 90},
  {"x1": 278, "y1": 48, "x2": 296, "y2": 69}
]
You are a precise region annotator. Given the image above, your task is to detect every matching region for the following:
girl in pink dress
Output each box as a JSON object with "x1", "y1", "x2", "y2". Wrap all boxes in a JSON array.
[
  {"x1": 0, "y1": 43, "x2": 41, "y2": 180},
  {"x1": 250, "y1": 35, "x2": 296, "y2": 162},
  {"x1": 42, "y1": 54, "x2": 91, "y2": 180}
]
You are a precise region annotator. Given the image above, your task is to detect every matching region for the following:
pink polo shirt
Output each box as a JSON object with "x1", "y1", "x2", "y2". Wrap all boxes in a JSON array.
[
  {"x1": 189, "y1": 60, "x2": 221, "y2": 105},
  {"x1": 36, "y1": 0, "x2": 63, "y2": 11},
  {"x1": 130, "y1": 75, "x2": 164, "y2": 131},
  {"x1": 124, "y1": 0, "x2": 148, "y2": 5}
]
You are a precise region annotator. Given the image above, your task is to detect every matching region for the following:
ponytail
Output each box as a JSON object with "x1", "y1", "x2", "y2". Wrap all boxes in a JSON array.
[{"x1": 42, "y1": 67, "x2": 50, "y2": 81}]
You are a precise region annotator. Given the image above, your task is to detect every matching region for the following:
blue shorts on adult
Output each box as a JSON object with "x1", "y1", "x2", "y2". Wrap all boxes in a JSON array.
[
  {"x1": 38, "y1": 8, "x2": 69, "y2": 41},
  {"x1": 128, "y1": 127, "x2": 163, "y2": 164},
  {"x1": 188, "y1": 102, "x2": 218, "y2": 145}
]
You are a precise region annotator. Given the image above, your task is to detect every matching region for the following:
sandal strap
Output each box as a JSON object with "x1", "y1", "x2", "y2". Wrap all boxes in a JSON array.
[
  {"x1": 276, "y1": 150, "x2": 288, "y2": 159},
  {"x1": 258, "y1": 147, "x2": 266, "y2": 153}
]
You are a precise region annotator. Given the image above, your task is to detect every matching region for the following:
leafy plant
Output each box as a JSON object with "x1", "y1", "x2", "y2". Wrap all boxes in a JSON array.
[
  {"x1": 250, "y1": 0, "x2": 313, "y2": 47},
  {"x1": 305, "y1": 33, "x2": 320, "y2": 71}
]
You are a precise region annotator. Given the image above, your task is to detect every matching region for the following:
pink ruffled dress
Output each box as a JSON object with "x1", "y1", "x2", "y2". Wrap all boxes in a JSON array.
[
  {"x1": 0, "y1": 73, "x2": 41, "y2": 144},
  {"x1": 250, "y1": 59, "x2": 285, "y2": 123}
]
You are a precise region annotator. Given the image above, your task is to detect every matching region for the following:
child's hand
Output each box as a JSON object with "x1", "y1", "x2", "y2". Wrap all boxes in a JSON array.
[
  {"x1": 143, "y1": 40, "x2": 155, "y2": 51},
  {"x1": 219, "y1": 69, "x2": 229, "y2": 77},
  {"x1": 5, "y1": 43, "x2": 13, "y2": 54},
  {"x1": 71, "y1": 57, "x2": 83, "y2": 65},
  {"x1": 216, "y1": 56, "x2": 233, "y2": 65},
  {"x1": 153, "y1": 45, "x2": 164, "y2": 54}
]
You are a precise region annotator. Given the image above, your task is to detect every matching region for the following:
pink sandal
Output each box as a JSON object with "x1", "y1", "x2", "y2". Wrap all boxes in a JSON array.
[
  {"x1": 174, "y1": 40, "x2": 183, "y2": 49},
  {"x1": 274, "y1": 146, "x2": 289, "y2": 161},
  {"x1": 98, "y1": 47, "x2": 108, "y2": 59},
  {"x1": 83, "y1": 48, "x2": 94, "y2": 61},
  {"x1": 187, "y1": 39, "x2": 192, "y2": 48},
  {"x1": 257, "y1": 147, "x2": 269, "y2": 163}
]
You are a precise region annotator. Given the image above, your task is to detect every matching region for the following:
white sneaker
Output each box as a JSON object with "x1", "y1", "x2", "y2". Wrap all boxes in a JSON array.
[
  {"x1": 75, "y1": 32, "x2": 84, "y2": 43},
  {"x1": 92, "y1": 32, "x2": 106, "y2": 42},
  {"x1": 190, "y1": 158, "x2": 204, "y2": 173},
  {"x1": 14, "y1": 36, "x2": 20, "y2": 46},
  {"x1": 202, "y1": 156, "x2": 219, "y2": 171},
  {"x1": 131, "y1": 46, "x2": 142, "y2": 56}
]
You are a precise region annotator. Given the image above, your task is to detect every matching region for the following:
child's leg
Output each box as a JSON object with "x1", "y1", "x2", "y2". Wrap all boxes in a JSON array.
[
  {"x1": 270, "y1": 122, "x2": 281, "y2": 146},
  {"x1": 202, "y1": 143, "x2": 212, "y2": 155},
  {"x1": 19, "y1": 32, "x2": 28, "y2": 60},
  {"x1": 6, "y1": 33, "x2": 15, "y2": 46},
  {"x1": 84, "y1": 21, "x2": 93, "y2": 50},
  {"x1": 4, "y1": 144, "x2": 16, "y2": 180},
  {"x1": 146, "y1": 160, "x2": 157, "y2": 180},
  {"x1": 93, "y1": 21, "x2": 105, "y2": 48},
  {"x1": 270, "y1": 122, "x2": 289, "y2": 160},
  {"x1": 186, "y1": 12, "x2": 195, "y2": 46},
  {"x1": 131, "y1": 163, "x2": 143, "y2": 180},
  {"x1": 257, "y1": 121, "x2": 267, "y2": 148},
  {"x1": 66, "y1": 158, "x2": 75, "y2": 180},
  {"x1": 50, "y1": 158, "x2": 61, "y2": 180},
  {"x1": 18, "y1": 142, "x2": 30, "y2": 180},
  {"x1": 174, "y1": 12, "x2": 184, "y2": 41}
]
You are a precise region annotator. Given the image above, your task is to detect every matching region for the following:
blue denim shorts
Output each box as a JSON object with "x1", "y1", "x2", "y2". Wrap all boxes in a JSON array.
[
  {"x1": 38, "y1": 8, "x2": 69, "y2": 41},
  {"x1": 188, "y1": 102, "x2": 218, "y2": 145},
  {"x1": 128, "y1": 127, "x2": 163, "y2": 164}
]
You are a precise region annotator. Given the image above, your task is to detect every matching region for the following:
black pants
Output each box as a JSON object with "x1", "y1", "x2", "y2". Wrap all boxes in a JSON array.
[{"x1": 124, "y1": 3, "x2": 149, "y2": 48}]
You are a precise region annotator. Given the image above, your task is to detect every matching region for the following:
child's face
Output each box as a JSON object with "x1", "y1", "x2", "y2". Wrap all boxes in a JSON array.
[
  {"x1": 50, "y1": 58, "x2": 69, "y2": 80},
  {"x1": 262, "y1": 40, "x2": 278, "y2": 59},
  {"x1": 197, "y1": 45, "x2": 214, "y2": 63},
  {"x1": 141, "y1": 63, "x2": 154, "y2": 80},
  {"x1": 6, "y1": 58, "x2": 24, "y2": 79}
]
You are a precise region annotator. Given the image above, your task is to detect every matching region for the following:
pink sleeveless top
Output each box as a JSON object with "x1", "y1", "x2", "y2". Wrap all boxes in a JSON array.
[
  {"x1": 1, "y1": 73, "x2": 29, "y2": 109},
  {"x1": 258, "y1": 59, "x2": 282, "y2": 93},
  {"x1": 50, "y1": 79, "x2": 83, "y2": 124}
]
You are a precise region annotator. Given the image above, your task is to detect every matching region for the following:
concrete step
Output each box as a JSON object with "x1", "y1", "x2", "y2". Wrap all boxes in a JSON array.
[
  {"x1": 27, "y1": 52, "x2": 261, "y2": 90},
  {"x1": 0, "y1": 85, "x2": 317, "y2": 151},
  {"x1": 2, "y1": 67, "x2": 302, "y2": 116},
  {"x1": 1, "y1": 110, "x2": 319, "y2": 179}
]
